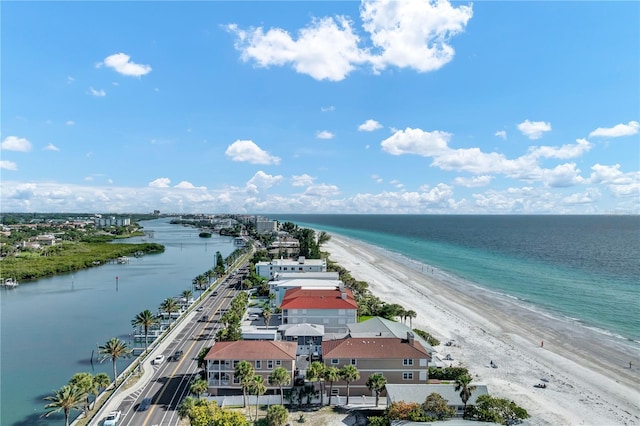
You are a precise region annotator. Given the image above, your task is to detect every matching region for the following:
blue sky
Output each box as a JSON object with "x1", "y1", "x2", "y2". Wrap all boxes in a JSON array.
[{"x1": 1, "y1": 1, "x2": 638, "y2": 214}]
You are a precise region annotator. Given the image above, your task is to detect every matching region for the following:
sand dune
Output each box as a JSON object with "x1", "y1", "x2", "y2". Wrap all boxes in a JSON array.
[{"x1": 323, "y1": 234, "x2": 640, "y2": 425}]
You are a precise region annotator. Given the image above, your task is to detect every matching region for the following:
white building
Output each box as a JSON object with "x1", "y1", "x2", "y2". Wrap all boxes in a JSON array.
[
  {"x1": 256, "y1": 220, "x2": 278, "y2": 234},
  {"x1": 280, "y1": 287, "x2": 357, "y2": 334},
  {"x1": 255, "y1": 257, "x2": 326, "y2": 280},
  {"x1": 270, "y1": 279, "x2": 345, "y2": 307}
]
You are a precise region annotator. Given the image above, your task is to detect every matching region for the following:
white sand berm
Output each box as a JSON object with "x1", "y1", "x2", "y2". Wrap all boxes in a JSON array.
[{"x1": 324, "y1": 234, "x2": 640, "y2": 426}]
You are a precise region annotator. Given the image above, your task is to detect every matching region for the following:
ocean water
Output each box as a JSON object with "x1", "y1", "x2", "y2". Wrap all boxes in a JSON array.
[{"x1": 272, "y1": 215, "x2": 640, "y2": 343}]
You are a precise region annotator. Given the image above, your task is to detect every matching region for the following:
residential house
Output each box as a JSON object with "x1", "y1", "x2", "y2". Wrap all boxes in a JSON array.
[
  {"x1": 385, "y1": 383, "x2": 489, "y2": 418},
  {"x1": 279, "y1": 323, "x2": 325, "y2": 356},
  {"x1": 322, "y1": 333, "x2": 430, "y2": 397},
  {"x1": 270, "y1": 278, "x2": 345, "y2": 307},
  {"x1": 348, "y1": 317, "x2": 435, "y2": 359},
  {"x1": 205, "y1": 341, "x2": 297, "y2": 396},
  {"x1": 280, "y1": 287, "x2": 357, "y2": 334},
  {"x1": 255, "y1": 257, "x2": 327, "y2": 280}
]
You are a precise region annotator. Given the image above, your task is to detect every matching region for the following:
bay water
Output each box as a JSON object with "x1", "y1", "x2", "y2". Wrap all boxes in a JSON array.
[
  {"x1": 272, "y1": 215, "x2": 640, "y2": 343},
  {"x1": 0, "y1": 218, "x2": 235, "y2": 426}
]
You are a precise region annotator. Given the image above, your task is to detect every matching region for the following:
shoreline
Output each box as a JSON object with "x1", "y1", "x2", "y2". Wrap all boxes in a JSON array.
[{"x1": 323, "y1": 233, "x2": 640, "y2": 425}]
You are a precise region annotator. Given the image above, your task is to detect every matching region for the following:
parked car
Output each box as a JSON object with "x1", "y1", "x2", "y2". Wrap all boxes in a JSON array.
[
  {"x1": 153, "y1": 354, "x2": 165, "y2": 365},
  {"x1": 137, "y1": 397, "x2": 152, "y2": 411},
  {"x1": 172, "y1": 350, "x2": 184, "y2": 361},
  {"x1": 103, "y1": 410, "x2": 121, "y2": 426}
]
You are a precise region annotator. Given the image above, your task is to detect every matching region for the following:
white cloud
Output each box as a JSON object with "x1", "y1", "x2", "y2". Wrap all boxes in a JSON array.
[
  {"x1": 44, "y1": 143, "x2": 60, "y2": 151},
  {"x1": 321, "y1": 106, "x2": 335, "y2": 112},
  {"x1": 88, "y1": 87, "x2": 106, "y2": 97},
  {"x1": 316, "y1": 130, "x2": 335, "y2": 139},
  {"x1": 495, "y1": 130, "x2": 507, "y2": 140},
  {"x1": 1, "y1": 136, "x2": 32, "y2": 152},
  {"x1": 246, "y1": 171, "x2": 283, "y2": 194},
  {"x1": 98, "y1": 53, "x2": 152, "y2": 77},
  {"x1": 291, "y1": 174, "x2": 315, "y2": 187},
  {"x1": 371, "y1": 174, "x2": 383, "y2": 183},
  {"x1": 589, "y1": 164, "x2": 640, "y2": 198},
  {"x1": 517, "y1": 119, "x2": 552, "y2": 140},
  {"x1": 452, "y1": 175, "x2": 492, "y2": 187},
  {"x1": 227, "y1": 0, "x2": 472, "y2": 81},
  {"x1": 542, "y1": 163, "x2": 585, "y2": 188},
  {"x1": 303, "y1": 183, "x2": 341, "y2": 197},
  {"x1": 66, "y1": 120, "x2": 75, "y2": 126},
  {"x1": 589, "y1": 121, "x2": 639, "y2": 138},
  {"x1": 67, "y1": 76, "x2": 75, "y2": 84},
  {"x1": 358, "y1": 119, "x2": 382, "y2": 132},
  {"x1": 174, "y1": 181, "x2": 207, "y2": 190},
  {"x1": 563, "y1": 189, "x2": 600, "y2": 205},
  {"x1": 225, "y1": 140, "x2": 281, "y2": 165},
  {"x1": 528, "y1": 138, "x2": 591, "y2": 160},
  {"x1": 148, "y1": 177, "x2": 171, "y2": 188},
  {"x1": 381, "y1": 127, "x2": 451, "y2": 156},
  {"x1": 1, "y1": 160, "x2": 18, "y2": 170}
]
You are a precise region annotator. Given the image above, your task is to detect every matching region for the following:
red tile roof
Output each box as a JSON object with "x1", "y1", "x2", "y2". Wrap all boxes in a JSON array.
[
  {"x1": 204, "y1": 341, "x2": 297, "y2": 360},
  {"x1": 280, "y1": 287, "x2": 358, "y2": 310},
  {"x1": 322, "y1": 337, "x2": 430, "y2": 359}
]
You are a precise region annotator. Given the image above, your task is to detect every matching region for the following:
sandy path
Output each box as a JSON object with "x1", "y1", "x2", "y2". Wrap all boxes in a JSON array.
[{"x1": 323, "y1": 233, "x2": 640, "y2": 425}]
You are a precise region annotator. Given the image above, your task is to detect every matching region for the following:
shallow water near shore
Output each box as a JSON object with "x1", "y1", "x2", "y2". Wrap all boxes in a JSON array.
[
  {"x1": 0, "y1": 218, "x2": 235, "y2": 426},
  {"x1": 273, "y1": 215, "x2": 640, "y2": 343}
]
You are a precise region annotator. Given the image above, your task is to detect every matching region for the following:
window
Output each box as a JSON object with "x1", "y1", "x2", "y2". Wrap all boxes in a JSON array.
[
  {"x1": 276, "y1": 360, "x2": 282, "y2": 366},
  {"x1": 331, "y1": 359, "x2": 339, "y2": 365},
  {"x1": 338, "y1": 309, "x2": 345, "y2": 315},
  {"x1": 233, "y1": 375, "x2": 240, "y2": 384},
  {"x1": 350, "y1": 359, "x2": 357, "y2": 365},
  {"x1": 403, "y1": 359, "x2": 414, "y2": 366},
  {"x1": 255, "y1": 360, "x2": 262, "y2": 369},
  {"x1": 267, "y1": 360, "x2": 274, "y2": 369},
  {"x1": 233, "y1": 360, "x2": 239, "y2": 368},
  {"x1": 403, "y1": 372, "x2": 414, "y2": 380}
]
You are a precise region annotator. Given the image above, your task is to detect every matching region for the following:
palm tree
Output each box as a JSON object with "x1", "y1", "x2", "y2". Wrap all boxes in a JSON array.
[
  {"x1": 205, "y1": 269, "x2": 216, "y2": 287},
  {"x1": 177, "y1": 395, "x2": 198, "y2": 420},
  {"x1": 250, "y1": 375, "x2": 267, "y2": 420},
  {"x1": 262, "y1": 307, "x2": 272, "y2": 330},
  {"x1": 182, "y1": 289, "x2": 193, "y2": 304},
  {"x1": 340, "y1": 365, "x2": 360, "y2": 405},
  {"x1": 235, "y1": 360, "x2": 255, "y2": 407},
  {"x1": 43, "y1": 384, "x2": 86, "y2": 426},
  {"x1": 190, "y1": 377, "x2": 208, "y2": 400},
  {"x1": 131, "y1": 309, "x2": 159, "y2": 352},
  {"x1": 92, "y1": 373, "x2": 110, "y2": 409},
  {"x1": 366, "y1": 373, "x2": 387, "y2": 407},
  {"x1": 324, "y1": 366, "x2": 340, "y2": 406},
  {"x1": 406, "y1": 310, "x2": 417, "y2": 328},
  {"x1": 268, "y1": 366, "x2": 291, "y2": 404},
  {"x1": 98, "y1": 337, "x2": 132, "y2": 386},
  {"x1": 306, "y1": 361, "x2": 326, "y2": 405},
  {"x1": 68, "y1": 372, "x2": 94, "y2": 415},
  {"x1": 455, "y1": 374, "x2": 477, "y2": 418},
  {"x1": 159, "y1": 297, "x2": 179, "y2": 328}
]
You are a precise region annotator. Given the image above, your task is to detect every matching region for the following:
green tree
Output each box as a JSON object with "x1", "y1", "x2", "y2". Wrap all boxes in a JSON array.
[
  {"x1": 43, "y1": 384, "x2": 86, "y2": 426},
  {"x1": 423, "y1": 392, "x2": 456, "y2": 420},
  {"x1": 386, "y1": 401, "x2": 427, "y2": 422},
  {"x1": 182, "y1": 289, "x2": 193, "y2": 303},
  {"x1": 131, "y1": 309, "x2": 159, "y2": 352},
  {"x1": 306, "y1": 361, "x2": 326, "y2": 405},
  {"x1": 268, "y1": 366, "x2": 291, "y2": 404},
  {"x1": 159, "y1": 297, "x2": 179, "y2": 328},
  {"x1": 265, "y1": 404, "x2": 289, "y2": 426},
  {"x1": 455, "y1": 373, "x2": 477, "y2": 418},
  {"x1": 234, "y1": 360, "x2": 255, "y2": 407},
  {"x1": 94, "y1": 372, "x2": 111, "y2": 393},
  {"x1": 249, "y1": 375, "x2": 267, "y2": 420},
  {"x1": 190, "y1": 377, "x2": 209, "y2": 400},
  {"x1": 340, "y1": 364, "x2": 360, "y2": 405},
  {"x1": 406, "y1": 310, "x2": 417, "y2": 328},
  {"x1": 324, "y1": 366, "x2": 340, "y2": 406},
  {"x1": 98, "y1": 337, "x2": 132, "y2": 386},
  {"x1": 177, "y1": 395, "x2": 200, "y2": 420},
  {"x1": 472, "y1": 394, "x2": 530, "y2": 425},
  {"x1": 366, "y1": 373, "x2": 387, "y2": 407},
  {"x1": 262, "y1": 306, "x2": 272, "y2": 329}
]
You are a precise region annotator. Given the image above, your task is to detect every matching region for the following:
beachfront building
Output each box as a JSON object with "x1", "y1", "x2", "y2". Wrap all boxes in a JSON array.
[
  {"x1": 280, "y1": 287, "x2": 357, "y2": 334},
  {"x1": 204, "y1": 341, "x2": 297, "y2": 396},
  {"x1": 255, "y1": 257, "x2": 327, "y2": 280},
  {"x1": 256, "y1": 219, "x2": 278, "y2": 235},
  {"x1": 270, "y1": 278, "x2": 345, "y2": 307},
  {"x1": 279, "y1": 323, "x2": 325, "y2": 356},
  {"x1": 322, "y1": 333, "x2": 431, "y2": 397},
  {"x1": 385, "y1": 383, "x2": 489, "y2": 418}
]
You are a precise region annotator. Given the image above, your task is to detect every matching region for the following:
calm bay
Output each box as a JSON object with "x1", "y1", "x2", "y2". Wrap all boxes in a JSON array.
[{"x1": 0, "y1": 218, "x2": 235, "y2": 426}]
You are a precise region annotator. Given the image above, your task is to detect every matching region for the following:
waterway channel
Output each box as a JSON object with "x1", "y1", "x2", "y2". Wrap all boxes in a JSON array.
[{"x1": 0, "y1": 218, "x2": 236, "y2": 426}]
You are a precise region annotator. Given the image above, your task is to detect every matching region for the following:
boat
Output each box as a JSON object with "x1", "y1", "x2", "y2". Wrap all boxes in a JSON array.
[
  {"x1": 2, "y1": 278, "x2": 19, "y2": 288},
  {"x1": 117, "y1": 256, "x2": 129, "y2": 264}
]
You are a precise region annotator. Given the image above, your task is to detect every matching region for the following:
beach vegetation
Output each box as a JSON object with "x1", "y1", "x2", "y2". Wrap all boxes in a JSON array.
[
  {"x1": 428, "y1": 366, "x2": 470, "y2": 381},
  {"x1": 190, "y1": 377, "x2": 209, "y2": 399},
  {"x1": 413, "y1": 328, "x2": 440, "y2": 346},
  {"x1": 386, "y1": 401, "x2": 428, "y2": 422},
  {"x1": 423, "y1": 392, "x2": 456, "y2": 420},
  {"x1": 177, "y1": 399, "x2": 249, "y2": 426},
  {"x1": 42, "y1": 384, "x2": 87, "y2": 426},
  {"x1": 471, "y1": 394, "x2": 530, "y2": 424}
]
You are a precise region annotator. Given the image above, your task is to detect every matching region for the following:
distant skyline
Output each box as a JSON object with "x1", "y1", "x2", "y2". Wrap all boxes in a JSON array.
[{"x1": 2, "y1": 1, "x2": 638, "y2": 214}]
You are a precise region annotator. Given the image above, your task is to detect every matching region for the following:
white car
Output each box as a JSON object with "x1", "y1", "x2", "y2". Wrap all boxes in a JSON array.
[
  {"x1": 153, "y1": 354, "x2": 165, "y2": 365},
  {"x1": 103, "y1": 410, "x2": 121, "y2": 426}
]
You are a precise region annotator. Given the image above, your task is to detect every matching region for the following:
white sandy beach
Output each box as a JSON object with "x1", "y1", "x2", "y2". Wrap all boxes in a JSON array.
[{"x1": 323, "y1": 234, "x2": 640, "y2": 426}]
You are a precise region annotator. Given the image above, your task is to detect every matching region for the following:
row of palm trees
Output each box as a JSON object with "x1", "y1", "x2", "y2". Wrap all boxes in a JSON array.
[{"x1": 42, "y1": 372, "x2": 111, "y2": 425}]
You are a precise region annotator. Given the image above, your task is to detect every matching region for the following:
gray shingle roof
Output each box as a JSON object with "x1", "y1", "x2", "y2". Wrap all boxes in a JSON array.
[{"x1": 348, "y1": 317, "x2": 434, "y2": 354}]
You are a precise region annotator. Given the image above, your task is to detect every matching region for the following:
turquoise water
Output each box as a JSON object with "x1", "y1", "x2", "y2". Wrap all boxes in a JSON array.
[
  {"x1": 273, "y1": 215, "x2": 640, "y2": 343},
  {"x1": 0, "y1": 219, "x2": 235, "y2": 426}
]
